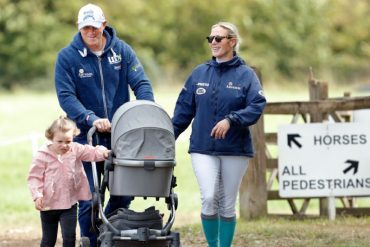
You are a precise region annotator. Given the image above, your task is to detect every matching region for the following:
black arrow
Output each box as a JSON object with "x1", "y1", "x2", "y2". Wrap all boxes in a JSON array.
[
  {"x1": 287, "y1": 134, "x2": 302, "y2": 148},
  {"x1": 343, "y1": 160, "x2": 359, "y2": 175}
]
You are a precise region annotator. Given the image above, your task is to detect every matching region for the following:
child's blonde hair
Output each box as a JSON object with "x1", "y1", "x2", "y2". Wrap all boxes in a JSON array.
[{"x1": 45, "y1": 116, "x2": 80, "y2": 140}]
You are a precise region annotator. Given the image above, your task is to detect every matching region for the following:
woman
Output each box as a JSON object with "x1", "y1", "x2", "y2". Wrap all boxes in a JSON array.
[{"x1": 172, "y1": 22, "x2": 266, "y2": 247}]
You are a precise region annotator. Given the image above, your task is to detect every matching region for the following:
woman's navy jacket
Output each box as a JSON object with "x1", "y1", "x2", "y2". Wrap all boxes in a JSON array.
[{"x1": 172, "y1": 56, "x2": 266, "y2": 157}]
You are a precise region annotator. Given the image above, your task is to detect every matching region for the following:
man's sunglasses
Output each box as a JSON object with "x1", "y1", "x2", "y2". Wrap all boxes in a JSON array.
[{"x1": 206, "y1": 35, "x2": 233, "y2": 43}]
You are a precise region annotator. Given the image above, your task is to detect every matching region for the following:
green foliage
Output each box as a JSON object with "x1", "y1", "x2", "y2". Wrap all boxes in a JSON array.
[
  {"x1": 0, "y1": 0, "x2": 76, "y2": 89},
  {"x1": 0, "y1": 0, "x2": 369, "y2": 90},
  {"x1": 325, "y1": 0, "x2": 370, "y2": 80},
  {"x1": 241, "y1": 0, "x2": 331, "y2": 78}
]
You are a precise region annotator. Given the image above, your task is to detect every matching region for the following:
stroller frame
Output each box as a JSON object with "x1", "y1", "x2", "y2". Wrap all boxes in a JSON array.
[{"x1": 82, "y1": 100, "x2": 181, "y2": 247}]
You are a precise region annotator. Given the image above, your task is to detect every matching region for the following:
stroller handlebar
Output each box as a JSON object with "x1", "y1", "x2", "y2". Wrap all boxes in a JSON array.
[{"x1": 87, "y1": 126, "x2": 97, "y2": 145}]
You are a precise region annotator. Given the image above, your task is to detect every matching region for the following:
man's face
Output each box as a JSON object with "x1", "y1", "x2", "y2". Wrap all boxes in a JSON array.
[{"x1": 80, "y1": 23, "x2": 106, "y2": 51}]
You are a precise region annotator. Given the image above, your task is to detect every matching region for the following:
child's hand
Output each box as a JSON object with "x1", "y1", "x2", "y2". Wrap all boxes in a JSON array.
[
  {"x1": 35, "y1": 197, "x2": 44, "y2": 211},
  {"x1": 104, "y1": 150, "x2": 111, "y2": 159}
]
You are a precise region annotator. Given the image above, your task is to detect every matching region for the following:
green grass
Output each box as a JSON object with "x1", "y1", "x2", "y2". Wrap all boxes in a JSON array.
[{"x1": 179, "y1": 216, "x2": 370, "y2": 247}]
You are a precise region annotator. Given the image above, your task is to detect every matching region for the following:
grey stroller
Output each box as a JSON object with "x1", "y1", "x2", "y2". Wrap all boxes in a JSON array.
[{"x1": 83, "y1": 100, "x2": 181, "y2": 247}]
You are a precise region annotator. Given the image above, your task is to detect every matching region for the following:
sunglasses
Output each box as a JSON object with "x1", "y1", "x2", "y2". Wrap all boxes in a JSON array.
[{"x1": 206, "y1": 35, "x2": 232, "y2": 43}]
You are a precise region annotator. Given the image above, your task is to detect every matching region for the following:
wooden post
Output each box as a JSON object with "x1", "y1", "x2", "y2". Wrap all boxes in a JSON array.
[
  {"x1": 239, "y1": 117, "x2": 268, "y2": 219},
  {"x1": 239, "y1": 67, "x2": 267, "y2": 219},
  {"x1": 328, "y1": 196, "x2": 336, "y2": 220},
  {"x1": 308, "y1": 78, "x2": 329, "y2": 217}
]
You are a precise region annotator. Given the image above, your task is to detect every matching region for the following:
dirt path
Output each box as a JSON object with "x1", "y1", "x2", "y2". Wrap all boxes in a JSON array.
[
  {"x1": 0, "y1": 215, "x2": 201, "y2": 247},
  {"x1": 0, "y1": 226, "x2": 201, "y2": 247},
  {"x1": 0, "y1": 227, "x2": 44, "y2": 247}
]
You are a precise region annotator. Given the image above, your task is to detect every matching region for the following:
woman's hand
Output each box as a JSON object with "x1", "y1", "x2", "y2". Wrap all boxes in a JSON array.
[{"x1": 211, "y1": 119, "x2": 230, "y2": 139}]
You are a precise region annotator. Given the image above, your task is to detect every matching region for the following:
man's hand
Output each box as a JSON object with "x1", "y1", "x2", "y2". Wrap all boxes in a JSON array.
[
  {"x1": 93, "y1": 118, "x2": 111, "y2": 132},
  {"x1": 210, "y1": 119, "x2": 231, "y2": 139}
]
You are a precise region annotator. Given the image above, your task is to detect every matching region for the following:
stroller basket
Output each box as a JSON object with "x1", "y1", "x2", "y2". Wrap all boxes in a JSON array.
[{"x1": 109, "y1": 159, "x2": 175, "y2": 197}]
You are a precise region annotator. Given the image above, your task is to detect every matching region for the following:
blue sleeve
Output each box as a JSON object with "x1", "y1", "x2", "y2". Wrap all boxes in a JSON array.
[
  {"x1": 126, "y1": 45, "x2": 154, "y2": 102},
  {"x1": 172, "y1": 75, "x2": 195, "y2": 139},
  {"x1": 226, "y1": 70, "x2": 266, "y2": 127},
  {"x1": 54, "y1": 51, "x2": 99, "y2": 127}
]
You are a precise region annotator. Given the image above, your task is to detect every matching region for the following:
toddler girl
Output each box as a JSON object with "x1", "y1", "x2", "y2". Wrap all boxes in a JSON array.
[{"x1": 27, "y1": 116, "x2": 109, "y2": 247}]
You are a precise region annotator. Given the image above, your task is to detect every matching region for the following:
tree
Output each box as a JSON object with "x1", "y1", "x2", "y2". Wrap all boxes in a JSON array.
[{"x1": 0, "y1": 0, "x2": 369, "y2": 90}]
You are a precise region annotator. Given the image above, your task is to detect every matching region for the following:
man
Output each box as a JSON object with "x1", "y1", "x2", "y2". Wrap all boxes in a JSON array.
[{"x1": 54, "y1": 3, "x2": 154, "y2": 247}]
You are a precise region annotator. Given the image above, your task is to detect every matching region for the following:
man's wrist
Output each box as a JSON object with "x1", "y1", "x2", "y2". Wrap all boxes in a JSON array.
[{"x1": 225, "y1": 116, "x2": 232, "y2": 126}]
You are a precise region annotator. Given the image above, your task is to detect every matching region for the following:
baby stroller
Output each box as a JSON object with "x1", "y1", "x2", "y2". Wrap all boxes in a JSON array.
[{"x1": 83, "y1": 100, "x2": 181, "y2": 247}]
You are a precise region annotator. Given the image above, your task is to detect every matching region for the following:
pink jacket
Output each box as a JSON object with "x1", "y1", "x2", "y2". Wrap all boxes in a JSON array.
[{"x1": 27, "y1": 142, "x2": 107, "y2": 210}]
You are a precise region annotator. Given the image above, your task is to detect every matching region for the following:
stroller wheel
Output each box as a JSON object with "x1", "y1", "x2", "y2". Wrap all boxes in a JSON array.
[
  {"x1": 80, "y1": 237, "x2": 90, "y2": 247},
  {"x1": 170, "y1": 241, "x2": 182, "y2": 247},
  {"x1": 169, "y1": 231, "x2": 181, "y2": 247}
]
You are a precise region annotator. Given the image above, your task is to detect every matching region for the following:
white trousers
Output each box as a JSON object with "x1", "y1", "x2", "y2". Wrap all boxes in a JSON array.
[{"x1": 191, "y1": 153, "x2": 249, "y2": 218}]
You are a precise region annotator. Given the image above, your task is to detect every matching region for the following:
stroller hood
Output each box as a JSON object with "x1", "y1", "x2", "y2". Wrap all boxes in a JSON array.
[{"x1": 111, "y1": 100, "x2": 175, "y2": 160}]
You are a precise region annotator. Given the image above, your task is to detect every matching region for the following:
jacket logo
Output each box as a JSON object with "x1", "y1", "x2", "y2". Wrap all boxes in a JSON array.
[
  {"x1": 78, "y1": 69, "x2": 93, "y2": 78},
  {"x1": 196, "y1": 87, "x2": 206, "y2": 95},
  {"x1": 108, "y1": 53, "x2": 122, "y2": 64},
  {"x1": 226, "y1": 81, "x2": 241, "y2": 90},
  {"x1": 196, "y1": 82, "x2": 209, "y2": 87},
  {"x1": 131, "y1": 63, "x2": 142, "y2": 72},
  {"x1": 78, "y1": 48, "x2": 87, "y2": 57}
]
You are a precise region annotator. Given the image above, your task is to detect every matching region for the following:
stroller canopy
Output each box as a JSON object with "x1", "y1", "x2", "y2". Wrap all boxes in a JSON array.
[{"x1": 111, "y1": 100, "x2": 175, "y2": 160}]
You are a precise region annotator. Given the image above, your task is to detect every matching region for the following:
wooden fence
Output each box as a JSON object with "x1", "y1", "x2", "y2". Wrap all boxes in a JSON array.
[{"x1": 239, "y1": 75, "x2": 370, "y2": 219}]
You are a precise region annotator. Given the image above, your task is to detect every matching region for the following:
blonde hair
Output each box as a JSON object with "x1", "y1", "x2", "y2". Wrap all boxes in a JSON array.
[
  {"x1": 212, "y1": 22, "x2": 242, "y2": 53},
  {"x1": 45, "y1": 116, "x2": 80, "y2": 140}
]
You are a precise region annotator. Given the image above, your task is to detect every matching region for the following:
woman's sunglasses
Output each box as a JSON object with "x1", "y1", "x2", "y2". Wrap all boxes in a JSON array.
[{"x1": 206, "y1": 35, "x2": 232, "y2": 43}]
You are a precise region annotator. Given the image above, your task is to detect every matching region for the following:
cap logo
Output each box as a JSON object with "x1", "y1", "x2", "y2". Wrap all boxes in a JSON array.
[{"x1": 83, "y1": 10, "x2": 95, "y2": 21}]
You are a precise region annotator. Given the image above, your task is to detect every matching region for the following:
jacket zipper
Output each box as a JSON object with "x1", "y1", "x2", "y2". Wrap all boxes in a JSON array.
[{"x1": 98, "y1": 56, "x2": 109, "y2": 118}]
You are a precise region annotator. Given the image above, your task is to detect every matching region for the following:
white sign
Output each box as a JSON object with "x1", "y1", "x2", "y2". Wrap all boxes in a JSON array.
[{"x1": 278, "y1": 122, "x2": 370, "y2": 198}]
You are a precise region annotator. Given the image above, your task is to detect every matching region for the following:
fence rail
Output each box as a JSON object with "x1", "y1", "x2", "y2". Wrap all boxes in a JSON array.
[{"x1": 0, "y1": 132, "x2": 42, "y2": 156}]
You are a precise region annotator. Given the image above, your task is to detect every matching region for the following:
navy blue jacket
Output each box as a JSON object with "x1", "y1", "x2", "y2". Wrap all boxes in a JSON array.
[
  {"x1": 172, "y1": 56, "x2": 266, "y2": 157},
  {"x1": 55, "y1": 26, "x2": 154, "y2": 145}
]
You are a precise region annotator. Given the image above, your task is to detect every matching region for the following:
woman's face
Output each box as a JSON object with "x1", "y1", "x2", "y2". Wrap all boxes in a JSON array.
[{"x1": 208, "y1": 26, "x2": 235, "y2": 62}]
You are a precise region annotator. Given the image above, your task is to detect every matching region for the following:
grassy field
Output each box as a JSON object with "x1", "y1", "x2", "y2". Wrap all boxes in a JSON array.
[{"x1": 1, "y1": 83, "x2": 370, "y2": 246}]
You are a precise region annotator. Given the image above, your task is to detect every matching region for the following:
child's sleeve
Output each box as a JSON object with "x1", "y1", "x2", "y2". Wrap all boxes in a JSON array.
[
  {"x1": 27, "y1": 153, "x2": 46, "y2": 201},
  {"x1": 75, "y1": 143, "x2": 108, "y2": 162}
]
